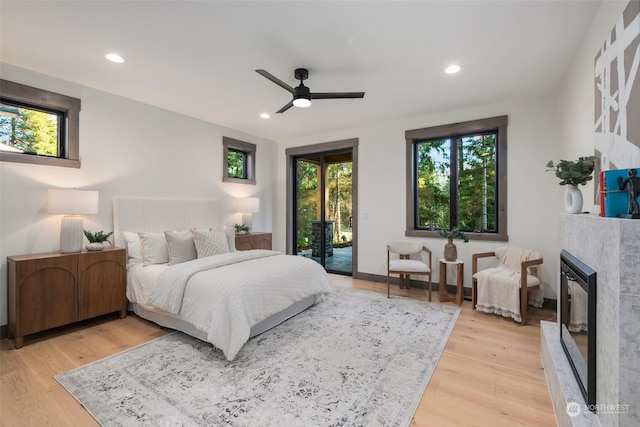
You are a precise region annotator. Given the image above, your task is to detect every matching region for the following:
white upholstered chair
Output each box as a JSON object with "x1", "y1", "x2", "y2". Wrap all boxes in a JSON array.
[
  {"x1": 386, "y1": 241, "x2": 432, "y2": 299},
  {"x1": 472, "y1": 247, "x2": 543, "y2": 325}
]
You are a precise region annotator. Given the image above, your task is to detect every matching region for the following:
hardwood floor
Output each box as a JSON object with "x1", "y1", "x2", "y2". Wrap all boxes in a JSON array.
[{"x1": 0, "y1": 274, "x2": 557, "y2": 426}]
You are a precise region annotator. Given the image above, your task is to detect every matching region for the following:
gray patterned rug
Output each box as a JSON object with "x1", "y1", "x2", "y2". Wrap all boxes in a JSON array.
[{"x1": 56, "y1": 286, "x2": 460, "y2": 427}]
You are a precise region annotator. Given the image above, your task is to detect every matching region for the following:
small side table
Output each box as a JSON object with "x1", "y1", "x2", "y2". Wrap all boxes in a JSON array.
[{"x1": 439, "y1": 259, "x2": 464, "y2": 306}]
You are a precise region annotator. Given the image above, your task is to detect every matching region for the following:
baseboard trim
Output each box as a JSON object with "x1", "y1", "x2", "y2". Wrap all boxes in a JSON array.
[{"x1": 354, "y1": 271, "x2": 461, "y2": 296}]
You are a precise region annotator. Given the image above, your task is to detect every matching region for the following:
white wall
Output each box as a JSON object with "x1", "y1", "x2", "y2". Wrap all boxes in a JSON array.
[
  {"x1": 275, "y1": 95, "x2": 562, "y2": 299},
  {"x1": 0, "y1": 64, "x2": 277, "y2": 326}
]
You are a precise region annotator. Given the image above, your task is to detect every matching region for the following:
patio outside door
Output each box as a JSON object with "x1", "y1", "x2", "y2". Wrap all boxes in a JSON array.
[{"x1": 293, "y1": 150, "x2": 353, "y2": 275}]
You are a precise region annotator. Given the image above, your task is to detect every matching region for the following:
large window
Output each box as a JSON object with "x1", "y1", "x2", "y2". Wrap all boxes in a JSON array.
[
  {"x1": 222, "y1": 137, "x2": 256, "y2": 184},
  {"x1": 406, "y1": 116, "x2": 508, "y2": 241},
  {"x1": 0, "y1": 79, "x2": 81, "y2": 168}
]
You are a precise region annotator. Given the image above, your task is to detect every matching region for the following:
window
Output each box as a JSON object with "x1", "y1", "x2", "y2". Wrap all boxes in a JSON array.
[
  {"x1": 0, "y1": 79, "x2": 81, "y2": 168},
  {"x1": 405, "y1": 115, "x2": 508, "y2": 241},
  {"x1": 222, "y1": 136, "x2": 256, "y2": 184}
]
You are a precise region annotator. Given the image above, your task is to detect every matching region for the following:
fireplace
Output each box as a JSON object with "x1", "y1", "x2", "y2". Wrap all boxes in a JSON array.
[{"x1": 559, "y1": 249, "x2": 596, "y2": 411}]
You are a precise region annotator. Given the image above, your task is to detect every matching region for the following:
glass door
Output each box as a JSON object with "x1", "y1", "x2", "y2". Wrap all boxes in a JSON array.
[{"x1": 294, "y1": 150, "x2": 353, "y2": 275}]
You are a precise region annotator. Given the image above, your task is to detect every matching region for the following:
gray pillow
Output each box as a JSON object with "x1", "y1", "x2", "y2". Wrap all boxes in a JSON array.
[{"x1": 165, "y1": 230, "x2": 197, "y2": 265}]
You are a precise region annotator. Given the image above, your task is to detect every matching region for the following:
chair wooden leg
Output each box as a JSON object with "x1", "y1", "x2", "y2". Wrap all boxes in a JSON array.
[
  {"x1": 521, "y1": 287, "x2": 528, "y2": 326},
  {"x1": 428, "y1": 275, "x2": 432, "y2": 302},
  {"x1": 472, "y1": 278, "x2": 477, "y2": 309},
  {"x1": 387, "y1": 273, "x2": 390, "y2": 298}
]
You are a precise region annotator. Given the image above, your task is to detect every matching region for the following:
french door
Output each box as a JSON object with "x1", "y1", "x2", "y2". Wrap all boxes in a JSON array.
[{"x1": 286, "y1": 140, "x2": 358, "y2": 276}]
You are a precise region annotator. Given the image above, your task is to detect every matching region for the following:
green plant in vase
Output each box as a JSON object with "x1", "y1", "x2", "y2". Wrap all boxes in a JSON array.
[
  {"x1": 545, "y1": 156, "x2": 596, "y2": 186},
  {"x1": 546, "y1": 156, "x2": 597, "y2": 213},
  {"x1": 234, "y1": 223, "x2": 250, "y2": 234},
  {"x1": 438, "y1": 227, "x2": 468, "y2": 262},
  {"x1": 83, "y1": 230, "x2": 113, "y2": 251}
]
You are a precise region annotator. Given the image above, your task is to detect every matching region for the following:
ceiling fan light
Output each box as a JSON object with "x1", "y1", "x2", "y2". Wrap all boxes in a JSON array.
[{"x1": 293, "y1": 97, "x2": 311, "y2": 108}]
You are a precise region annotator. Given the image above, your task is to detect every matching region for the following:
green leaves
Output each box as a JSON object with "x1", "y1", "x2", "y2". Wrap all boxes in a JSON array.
[
  {"x1": 234, "y1": 223, "x2": 250, "y2": 233},
  {"x1": 83, "y1": 230, "x2": 113, "y2": 244},
  {"x1": 546, "y1": 156, "x2": 596, "y2": 186},
  {"x1": 437, "y1": 227, "x2": 469, "y2": 242}
]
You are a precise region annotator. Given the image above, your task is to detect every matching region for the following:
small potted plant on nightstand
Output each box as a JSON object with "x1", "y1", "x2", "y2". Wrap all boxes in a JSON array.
[
  {"x1": 83, "y1": 230, "x2": 113, "y2": 251},
  {"x1": 234, "y1": 223, "x2": 250, "y2": 235}
]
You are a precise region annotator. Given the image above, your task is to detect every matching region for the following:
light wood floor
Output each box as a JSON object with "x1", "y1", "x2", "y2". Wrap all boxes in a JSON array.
[{"x1": 0, "y1": 275, "x2": 557, "y2": 427}]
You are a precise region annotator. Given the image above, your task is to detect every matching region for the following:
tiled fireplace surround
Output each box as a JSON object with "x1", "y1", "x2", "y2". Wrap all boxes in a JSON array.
[{"x1": 541, "y1": 214, "x2": 640, "y2": 427}]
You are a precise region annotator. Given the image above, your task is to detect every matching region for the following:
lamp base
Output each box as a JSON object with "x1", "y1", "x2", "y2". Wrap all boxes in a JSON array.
[
  {"x1": 60, "y1": 216, "x2": 84, "y2": 253},
  {"x1": 242, "y1": 213, "x2": 254, "y2": 231}
]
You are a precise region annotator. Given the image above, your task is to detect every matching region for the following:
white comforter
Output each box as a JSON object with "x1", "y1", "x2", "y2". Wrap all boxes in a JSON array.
[{"x1": 146, "y1": 250, "x2": 331, "y2": 360}]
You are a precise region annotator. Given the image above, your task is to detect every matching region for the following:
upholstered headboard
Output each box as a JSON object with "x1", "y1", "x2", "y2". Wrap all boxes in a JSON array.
[{"x1": 112, "y1": 198, "x2": 233, "y2": 248}]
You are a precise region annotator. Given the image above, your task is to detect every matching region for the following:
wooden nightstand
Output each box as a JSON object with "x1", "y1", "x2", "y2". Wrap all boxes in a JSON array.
[
  {"x1": 235, "y1": 232, "x2": 272, "y2": 251},
  {"x1": 7, "y1": 247, "x2": 127, "y2": 348}
]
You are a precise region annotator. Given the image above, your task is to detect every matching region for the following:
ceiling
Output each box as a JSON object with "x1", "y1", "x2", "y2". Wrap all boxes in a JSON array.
[{"x1": 0, "y1": 1, "x2": 601, "y2": 141}]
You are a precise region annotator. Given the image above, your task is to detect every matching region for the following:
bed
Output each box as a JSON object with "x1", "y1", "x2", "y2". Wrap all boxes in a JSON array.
[{"x1": 113, "y1": 198, "x2": 331, "y2": 360}]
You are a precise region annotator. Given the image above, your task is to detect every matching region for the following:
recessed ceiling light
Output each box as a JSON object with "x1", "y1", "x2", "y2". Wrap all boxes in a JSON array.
[
  {"x1": 445, "y1": 64, "x2": 461, "y2": 74},
  {"x1": 106, "y1": 53, "x2": 124, "y2": 63},
  {"x1": 260, "y1": 113, "x2": 270, "y2": 119}
]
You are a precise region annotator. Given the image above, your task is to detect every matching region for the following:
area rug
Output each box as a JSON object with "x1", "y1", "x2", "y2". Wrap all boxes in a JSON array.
[{"x1": 55, "y1": 285, "x2": 460, "y2": 427}]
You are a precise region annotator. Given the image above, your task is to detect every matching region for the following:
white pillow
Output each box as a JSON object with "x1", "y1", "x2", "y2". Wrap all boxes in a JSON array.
[
  {"x1": 192, "y1": 228, "x2": 229, "y2": 258},
  {"x1": 123, "y1": 231, "x2": 143, "y2": 268},
  {"x1": 165, "y1": 230, "x2": 197, "y2": 265},
  {"x1": 213, "y1": 225, "x2": 236, "y2": 253},
  {"x1": 138, "y1": 232, "x2": 169, "y2": 265}
]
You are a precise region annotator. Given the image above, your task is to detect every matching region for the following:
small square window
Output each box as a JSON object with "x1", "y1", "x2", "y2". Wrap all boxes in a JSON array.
[
  {"x1": 0, "y1": 79, "x2": 80, "y2": 168},
  {"x1": 222, "y1": 137, "x2": 256, "y2": 185}
]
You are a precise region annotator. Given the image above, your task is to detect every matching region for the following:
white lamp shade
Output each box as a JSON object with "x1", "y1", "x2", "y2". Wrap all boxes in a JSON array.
[
  {"x1": 48, "y1": 189, "x2": 99, "y2": 215},
  {"x1": 233, "y1": 197, "x2": 259, "y2": 213}
]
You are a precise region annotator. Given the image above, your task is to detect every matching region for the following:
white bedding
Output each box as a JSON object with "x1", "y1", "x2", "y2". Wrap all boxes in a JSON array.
[{"x1": 132, "y1": 250, "x2": 331, "y2": 360}]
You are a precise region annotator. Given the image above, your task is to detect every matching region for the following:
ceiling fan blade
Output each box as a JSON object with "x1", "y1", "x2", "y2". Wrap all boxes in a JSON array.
[
  {"x1": 276, "y1": 100, "x2": 294, "y2": 114},
  {"x1": 255, "y1": 69, "x2": 295, "y2": 94},
  {"x1": 311, "y1": 92, "x2": 365, "y2": 100}
]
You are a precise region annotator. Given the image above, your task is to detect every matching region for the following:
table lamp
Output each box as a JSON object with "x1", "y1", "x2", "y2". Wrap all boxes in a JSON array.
[
  {"x1": 233, "y1": 197, "x2": 259, "y2": 231},
  {"x1": 48, "y1": 189, "x2": 99, "y2": 253}
]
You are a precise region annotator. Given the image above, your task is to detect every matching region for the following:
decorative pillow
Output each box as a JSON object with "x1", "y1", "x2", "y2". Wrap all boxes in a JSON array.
[
  {"x1": 192, "y1": 228, "x2": 229, "y2": 258},
  {"x1": 123, "y1": 231, "x2": 143, "y2": 267},
  {"x1": 138, "y1": 232, "x2": 169, "y2": 265},
  {"x1": 165, "y1": 230, "x2": 197, "y2": 265}
]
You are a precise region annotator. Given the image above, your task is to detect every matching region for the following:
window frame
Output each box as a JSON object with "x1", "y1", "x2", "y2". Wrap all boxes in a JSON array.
[
  {"x1": 0, "y1": 79, "x2": 81, "y2": 168},
  {"x1": 222, "y1": 136, "x2": 256, "y2": 185},
  {"x1": 405, "y1": 115, "x2": 508, "y2": 242}
]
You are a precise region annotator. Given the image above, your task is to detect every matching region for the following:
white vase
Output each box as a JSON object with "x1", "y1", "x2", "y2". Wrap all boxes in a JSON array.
[
  {"x1": 564, "y1": 185, "x2": 583, "y2": 214},
  {"x1": 86, "y1": 242, "x2": 104, "y2": 251}
]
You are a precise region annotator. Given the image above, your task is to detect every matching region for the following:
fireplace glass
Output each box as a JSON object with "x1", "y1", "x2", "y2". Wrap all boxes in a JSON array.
[{"x1": 559, "y1": 250, "x2": 596, "y2": 410}]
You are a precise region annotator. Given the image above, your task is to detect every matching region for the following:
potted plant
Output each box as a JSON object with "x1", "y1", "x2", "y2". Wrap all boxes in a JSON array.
[
  {"x1": 83, "y1": 229, "x2": 113, "y2": 251},
  {"x1": 438, "y1": 227, "x2": 468, "y2": 261},
  {"x1": 234, "y1": 223, "x2": 250, "y2": 235},
  {"x1": 545, "y1": 156, "x2": 596, "y2": 186},
  {"x1": 546, "y1": 156, "x2": 597, "y2": 213}
]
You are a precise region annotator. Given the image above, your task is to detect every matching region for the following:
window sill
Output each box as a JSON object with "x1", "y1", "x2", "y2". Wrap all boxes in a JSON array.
[
  {"x1": 222, "y1": 176, "x2": 256, "y2": 185},
  {"x1": 0, "y1": 152, "x2": 80, "y2": 168},
  {"x1": 405, "y1": 229, "x2": 508, "y2": 242}
]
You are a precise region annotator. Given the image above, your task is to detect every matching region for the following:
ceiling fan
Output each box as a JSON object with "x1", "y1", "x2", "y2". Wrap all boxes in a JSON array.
[{"x1": 255, "y1": 68, "x2": 365, "y2": 113}]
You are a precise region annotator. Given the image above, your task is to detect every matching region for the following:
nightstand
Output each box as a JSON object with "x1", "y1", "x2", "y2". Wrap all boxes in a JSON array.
[
  {"x1": 7, "y1": 247, "x2": 127, "y2": 348},
  {"x1": 235, "y1": 232, "x2": 272, "y2": 250}
]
